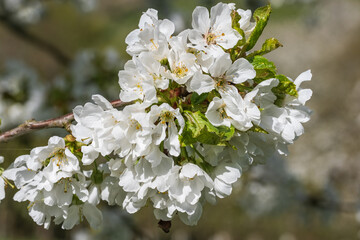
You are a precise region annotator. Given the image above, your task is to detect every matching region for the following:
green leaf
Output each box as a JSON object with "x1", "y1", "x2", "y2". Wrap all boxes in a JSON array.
[
  {"x1": 275, "y1": 74, "x2": 298, "y2": 97},
  {"x1": 272, "y1": 74, "x2": 298, "y2": 106},
  {"x1": 251, "y1": 55, "x2": 277, "y2": 80},
  {"x1": 191, "y1": 92, "x2": 208, "y2": 105},
  {"x1": 246, "y1": 4, "x2": 272, "y2": 51},
  {"x1": 246, "y1": 38, "x2": 283, "y2": 60},
  {"x1": 231, "y1": 11, "x2": 246, "y2": 46},
  {"x1": 181, "y1": 111, "x2": 235, "y2": 146}
]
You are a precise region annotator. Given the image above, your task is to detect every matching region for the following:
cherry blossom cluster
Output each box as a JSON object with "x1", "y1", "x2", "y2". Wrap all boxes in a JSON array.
[{"x1": 0, "y1": 2, "x2": 312, "y2": 230}]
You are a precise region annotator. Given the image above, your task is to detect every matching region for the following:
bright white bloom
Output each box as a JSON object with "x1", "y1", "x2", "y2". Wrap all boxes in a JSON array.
[
  {"x1": 168, "y1": 164, "x2": 213, "y2": 213},
  {"x1": 112, "y1": 102, "x2": 154, "y2": 161},
  {"x1": 71, "y1": 94, "x2": 120, "y2": 165},
  {"x1": 119, "y1": 149, "x2": 174, "y2": 214},
  {"x1": 189, "y1": 3, "x2": 241, "y2": 57},
  {"x1": 149, "y1": 103, "x2": 185, "y2": 156},
  {"x1": 164, "y1": 31, "x2": 198, "y2": 84},
  {"x1": 61, "y1": 203, "x2": 102, "y2": 230},
  {"x1": 205, "y1": 97, "x2": 232, "y2": 127},
  {"x1": 206, "y1": 87, "x2": 260, "y2": 131},
  {"x1": 135, "y1": 52, "x2": 169, "y2": 90},
  {"x1": 125, "y1": 9, "x2": 174, "y2": 58},
  {"x1": 118, "y1": 57, "x2": 157, "y2": 104},
  {"x1": 20, "y1": 136, "x2": 80, "y2": 187},
  {"x1": 253, "y1": 78, "x2": 279, "y2": 108},
  {"x1": 260, "y1": 70, "x2": 312, "y2": 143},
  {"x1": 188, "y1": 53, "x2": 255, "y2": 95},
  {"x1": 213, "y1": 162, "x2": 242, "y2": 198}
]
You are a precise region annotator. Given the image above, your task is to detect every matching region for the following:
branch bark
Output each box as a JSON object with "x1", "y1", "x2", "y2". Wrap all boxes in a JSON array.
[{"x1": 0, "y1": 99, "x2": 127, "y2": 143}]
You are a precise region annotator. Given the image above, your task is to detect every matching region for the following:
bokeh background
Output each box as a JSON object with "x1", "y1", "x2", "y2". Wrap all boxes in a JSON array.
[{"x1": 1, "y1": 0, "x2": 360, "y2": 239}]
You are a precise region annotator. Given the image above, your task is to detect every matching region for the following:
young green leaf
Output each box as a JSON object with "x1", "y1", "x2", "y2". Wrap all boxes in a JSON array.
[
  {"x1": 246, "y1": 4, "x2": 272, "y2": 51},
  {"x1": 272, "y1": 74, "x2": 298, "y2": 106},
  {"x1": 246, "y1": 38, "x2": 283, "y2": 60},
  {"x1": 275, "y1": 74, "x2": 298, "y2": 97},
  {"x1": 251, "y1": 55, "x2": 277, "y2": 80},
  {"x1": 181, "y1": 111, "x2": 235, "y2": 146}
]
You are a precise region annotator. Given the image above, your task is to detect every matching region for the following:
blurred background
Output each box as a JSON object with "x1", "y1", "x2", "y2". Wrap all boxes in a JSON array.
[{"x1": 0, "y1": 0, "x2": 360, "y2": 239}]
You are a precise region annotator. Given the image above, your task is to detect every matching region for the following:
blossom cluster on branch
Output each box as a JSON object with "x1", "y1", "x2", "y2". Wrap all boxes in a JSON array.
[{"x1": 0, "y1": 2, "x2": 312, "y2": 230}]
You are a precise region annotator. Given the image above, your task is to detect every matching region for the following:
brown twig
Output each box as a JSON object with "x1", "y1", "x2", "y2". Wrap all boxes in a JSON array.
[{"x1": 0, "y1": 99, "x2": 127, "y2": 143}]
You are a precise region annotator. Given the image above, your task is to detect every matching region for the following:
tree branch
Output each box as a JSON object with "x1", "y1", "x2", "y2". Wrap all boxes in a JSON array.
[
  {"x1": 0, "y1": 13, "x2": 71, "y2": 66},
  {"x1": 0, "y1": 99, "x2": 127, "y2": 143}
]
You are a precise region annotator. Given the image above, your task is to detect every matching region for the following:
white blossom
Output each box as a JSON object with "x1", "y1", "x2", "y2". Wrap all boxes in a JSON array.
[
  {"x1": 149, "y1": 103, "x2": 185, "y2": 157},
  {"x1": 188, "y1": 53, "x2": 255, "y2": 95},
  {"x1": 189, "y1": 3, "x2": 241, "y2": 57},
  {"x1": 125, "y1": 9, "x2": 174, "y2": 58}
]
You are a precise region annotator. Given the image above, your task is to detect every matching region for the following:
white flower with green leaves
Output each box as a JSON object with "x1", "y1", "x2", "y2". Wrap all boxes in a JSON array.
[{"x1": 2, "y1": 3, "x2": 313, "y2": 230}]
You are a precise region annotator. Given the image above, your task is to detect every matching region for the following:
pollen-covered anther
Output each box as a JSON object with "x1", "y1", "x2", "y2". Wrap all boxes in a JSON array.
[
  {"x1": 218, "y1": 108, "x2": 230, "y2": 119},
  {"x1": 173, "y1": 64, "x2": 189, "y2": 78},
  {"x1": 130, "y1": 119, "x2": 142, "y2": 130},
  {"x1": 160, "y1": 111, "x2": 175, "y2": 124},
  {"x1": 205, "y1": 31, "x2": 224, "y2": 45},
  {"x1": 49, "y1": 149, "x2": 67, "y2": 167},
  {"x1": 214, "y1": 77, "x2": 228, "y2": 88}
]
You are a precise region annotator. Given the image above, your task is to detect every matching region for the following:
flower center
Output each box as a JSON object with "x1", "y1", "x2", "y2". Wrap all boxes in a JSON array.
[
  {"x1": 173, "y1": 64, "x2": 189, "y2": 78},
  {"x1": 46, "y1": 148, "x2": 67, "y2": 167},
  {"x1": 214, "y1": 76, "x2": 228, "y2": 89},
  {"x1": 130, "y1": 119, "x2": 142, "y2": 130},
  {"x1": 217, "y1": 105, "x2": 229, "y2": 119},
  {"x1": 205, "y1": 31, "x2": 225, "y2": 45},
  {"x1": 160, "y1": 111, "x2": 174, "y2": 124},
  {"x1": 206, "y1": 32, "x2": 217, "y2": 45}
]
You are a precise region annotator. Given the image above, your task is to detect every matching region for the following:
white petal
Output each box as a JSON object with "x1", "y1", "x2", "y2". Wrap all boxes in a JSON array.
[
  {"x1": 227, "y1": 58, "x2": 256, "y2": 84},
  {"x1": 214, "y1": 178, "x2": 232, "y2": 198},
  {"x1": 210, "y1": 3, "x2": 232, "y2": 29},
  {"x1": 209, "y1": 53, "x2": 231, "y2": 77},
  {"x1": 83, "y1": 203, "x2": 103, "y2": 229},
  {"x1": 281, "y1": 123, "x2": 295, "y2": 143},
  {"x1": 81, "y1": 145, "x2": 99, "y2": 165},
  {"x1": 88, "y1": 185, "x2": 101, "y2": 205},
  {"x1": 92, "y1": 94, "x2": 113, "y2": 110},
  {"x1": 62, "y1": 205, "x2": 80, "y2": 230},
  {"x1": 159, "y1": 19, "x2": 175, "y2": 39},
  {"x1": 178, "y1": 203, "x2": 203, "y2": 226},
  {"x1": 165, "y1": 122, "x2": 181, "y2": 157},
  {"x1": 192, "y1": 6, "x2": 210, "y2": 34},
  {"x1": 0, "y1": 179, "x2": 5, "y2": 201},
  {"x1": 294, "y1": 70, "x2": 312, "y2": 88},
  {"x1": 188, "y1": 71, "x2": 214, "y2": 94}
]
